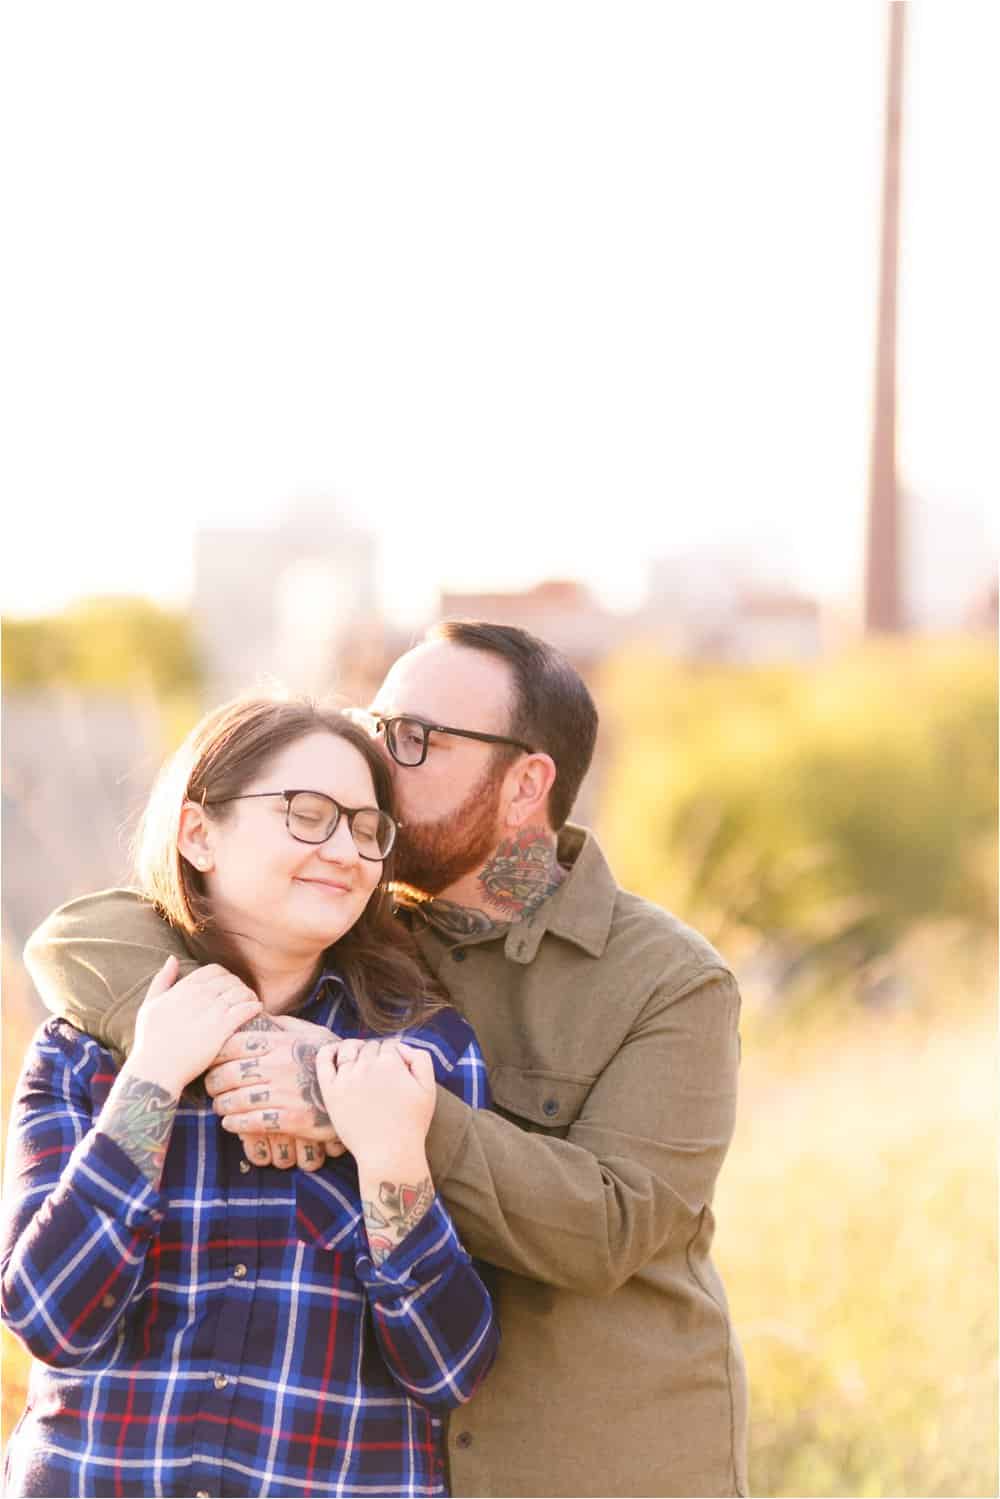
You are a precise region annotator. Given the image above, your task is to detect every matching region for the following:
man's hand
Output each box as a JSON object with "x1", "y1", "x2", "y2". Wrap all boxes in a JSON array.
[{"x1": 205, "y1": 1014, "x2": 346, "y2": 1172}]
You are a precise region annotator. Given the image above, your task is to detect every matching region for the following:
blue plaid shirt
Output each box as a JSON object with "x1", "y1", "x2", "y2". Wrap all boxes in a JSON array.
[{"x1": 1, "y1": 973, "x2": 498, "y2": 1498}]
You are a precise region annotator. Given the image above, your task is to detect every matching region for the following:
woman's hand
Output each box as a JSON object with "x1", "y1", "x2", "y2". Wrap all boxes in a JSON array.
[
  {"x1": 315, "y1": 1039, "x2": 436, "y2": 1175},
  {"x1": 316, "y1": 1040, "x2": 438, "y2": 1263},
  {"x1": 131, "y1": 956, "x2": 264, "y2": 1096}
]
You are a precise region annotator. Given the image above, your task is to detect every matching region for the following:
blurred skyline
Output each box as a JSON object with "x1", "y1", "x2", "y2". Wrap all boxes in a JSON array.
[{"x1": 2, "y1": 3, "x2": 997, "y2": 629}]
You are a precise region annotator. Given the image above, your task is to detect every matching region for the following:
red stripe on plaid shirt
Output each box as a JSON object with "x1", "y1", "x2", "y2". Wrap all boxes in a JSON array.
[
  {"x1": 303, "y1": 1230, "x2": 345, "y2": 1492},
  {"x1": 52, "y1": 1408, "x2": 424, "y2": 1451}
]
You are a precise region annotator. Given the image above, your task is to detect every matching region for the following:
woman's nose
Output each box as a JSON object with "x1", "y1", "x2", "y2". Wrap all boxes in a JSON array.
[{"x1": 318, "y1": 816, "x2": 360, "y2": 863}]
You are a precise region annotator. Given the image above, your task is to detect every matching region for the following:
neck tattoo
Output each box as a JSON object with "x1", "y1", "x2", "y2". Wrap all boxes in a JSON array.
[{"x1": 477, "y1": 826, "x2": 566, "y2": 922}]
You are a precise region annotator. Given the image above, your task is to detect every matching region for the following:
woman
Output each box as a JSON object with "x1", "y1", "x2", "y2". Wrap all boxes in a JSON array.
[{"x1": 1, "y1": 696, "x2": 498, "y2": 1498}]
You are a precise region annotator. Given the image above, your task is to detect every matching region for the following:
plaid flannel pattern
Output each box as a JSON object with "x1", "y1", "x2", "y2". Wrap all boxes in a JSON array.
[{"x1": 1, "y1": 974, "x2": 497, "y2": 1498}]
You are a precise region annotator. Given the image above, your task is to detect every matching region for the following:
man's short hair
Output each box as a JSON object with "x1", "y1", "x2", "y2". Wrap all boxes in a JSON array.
[{"x1": 425, "y1": 619, "x2": 599, "y2": 830}]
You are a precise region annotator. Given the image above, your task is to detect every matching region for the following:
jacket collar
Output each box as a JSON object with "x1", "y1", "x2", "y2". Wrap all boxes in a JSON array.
[{"x1": 501, "y1": 823, "x2": 617, "y2": 966}]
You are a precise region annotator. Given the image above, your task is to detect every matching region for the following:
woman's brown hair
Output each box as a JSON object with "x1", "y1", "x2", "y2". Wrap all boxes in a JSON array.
[{"x1": 133, "y1": 694, "x2": 445, "y2": 1033}]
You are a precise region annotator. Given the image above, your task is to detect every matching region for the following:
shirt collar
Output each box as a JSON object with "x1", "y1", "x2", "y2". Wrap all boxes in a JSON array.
[{"x1": 501, "y1": 823, "x2": 617, "y2": 966}]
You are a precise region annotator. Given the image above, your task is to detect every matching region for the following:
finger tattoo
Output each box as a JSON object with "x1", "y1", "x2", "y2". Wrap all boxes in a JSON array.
[
  {"x1": 248, "y1": 1089, "x2": 269, "y2": 1104},
  {"x1": 262, "y1": 1111, "x2": 280, "y2": 1131}
]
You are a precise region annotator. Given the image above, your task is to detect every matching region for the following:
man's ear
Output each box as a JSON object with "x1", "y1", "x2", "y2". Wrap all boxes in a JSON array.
[
  {"x1": 177, "y1": 801, "x2": 216, "y2": 873},
  {"x1": 502, "y1": 753, "x2": 558, "y2": 831}
]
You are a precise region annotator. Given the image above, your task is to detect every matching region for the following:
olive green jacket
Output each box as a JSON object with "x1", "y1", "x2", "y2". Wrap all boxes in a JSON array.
[{"x1": 24, "y1": 826, "x2": 748, "y2": 1498}]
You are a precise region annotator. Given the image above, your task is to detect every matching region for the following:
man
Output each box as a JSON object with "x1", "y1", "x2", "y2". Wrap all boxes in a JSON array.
[{"x1": 24, "y1": 620, "x2": 748, "y2": 1498}]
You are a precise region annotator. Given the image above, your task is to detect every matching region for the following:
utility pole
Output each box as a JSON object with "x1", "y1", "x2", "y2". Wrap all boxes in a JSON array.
[{"x1": 864, "y1": 2, "x2": 907, "y2": 633}]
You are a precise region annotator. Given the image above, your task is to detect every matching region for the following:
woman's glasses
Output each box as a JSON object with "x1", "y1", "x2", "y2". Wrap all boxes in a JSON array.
[{"x1": 205, "y1": 790, "x2": 396, "y2": 860}]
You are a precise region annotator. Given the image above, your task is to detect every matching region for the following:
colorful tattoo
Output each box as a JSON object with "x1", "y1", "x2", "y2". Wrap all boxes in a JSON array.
[
  {"x1": 477, "y1": 826, "x2": 566, "y2": 920},
  {"x1": 362, "y1": 1177, "x2": 434, "y2": 1265},
  {"x1": 292, "y1": 1041, "x2": 333, "y2": 1130},
  {"x1": 103, "y1": 1074, "x2": 178, "y2": 1186}
]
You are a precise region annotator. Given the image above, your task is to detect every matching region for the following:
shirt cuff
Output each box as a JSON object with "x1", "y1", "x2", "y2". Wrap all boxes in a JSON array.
[
  {"x1": 63, "y1": 1128, "x2": 166, "y2": 1236},
  {"x1": 354, "y1": 1195, "x2": 463, "y2": 1296}
]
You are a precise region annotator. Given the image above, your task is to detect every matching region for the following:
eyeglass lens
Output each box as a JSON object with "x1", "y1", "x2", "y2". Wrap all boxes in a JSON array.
[
  {"x1": 286, "y1": 792, "x2": 394, "y2": 858},
  {"x1": 385, "y1": 718, "x2": 428, "y2": 766}
]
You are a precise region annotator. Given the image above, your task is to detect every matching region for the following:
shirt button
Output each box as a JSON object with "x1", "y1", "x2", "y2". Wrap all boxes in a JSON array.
[
  {"x1": 542, "y1": 1098, "x2": 559, "y2": 1117},
  {"x1": 239, "y1": 1159, "x2": 252, "y2": 1174},
  {"x1": 101, "y1": 1293, "x2": 116, "y2": 1308},
  {"x1": 232, "y1": 1263, "x2": 248, "y2": 1279},
  {"x1": 455, "y1": 1431, "x2": 473, "y2": 1448},
  {"x1": 213, "y1": 1374, "x2": 230, "y2": 1390},
  {"x1": 451, "y1": 948, "x2": 467, "y2": 962}
]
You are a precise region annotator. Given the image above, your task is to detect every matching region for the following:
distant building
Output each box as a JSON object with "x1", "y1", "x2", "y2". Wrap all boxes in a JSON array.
[
  {"x1": 437, "y1": 580, "x2": 621, "y2": 672},
  {"x1": 193, "y1": 503, "x2": 378, "y2": 700},
  {"x1": 642, "y1": 553, "x2": 824, "y2": 663}
]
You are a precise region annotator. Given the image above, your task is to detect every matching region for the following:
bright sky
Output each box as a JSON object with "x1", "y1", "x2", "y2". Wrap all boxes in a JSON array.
[{"x1": 1, "y1": 3, "x2": 996, "y2": 628}]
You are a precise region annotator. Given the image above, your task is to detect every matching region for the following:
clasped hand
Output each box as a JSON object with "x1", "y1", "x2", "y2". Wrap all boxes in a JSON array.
[{"x1": 203, "y1": 1017, "x2": 436, "y2": 1174}]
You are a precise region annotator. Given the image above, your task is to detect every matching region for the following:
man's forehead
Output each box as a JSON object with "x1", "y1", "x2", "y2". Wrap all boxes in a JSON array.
[{"x1": 373, "y1": 640, "x2": 513, "y2": 730}]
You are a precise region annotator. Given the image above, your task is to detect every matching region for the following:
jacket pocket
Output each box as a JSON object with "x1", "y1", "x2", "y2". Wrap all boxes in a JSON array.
[{"x1": 489, "y1": 1066, "x2": 594, "y2": 1135}]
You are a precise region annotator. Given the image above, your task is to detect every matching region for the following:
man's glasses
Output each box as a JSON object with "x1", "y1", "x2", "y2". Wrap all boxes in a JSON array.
[
  {"x1": 204, "y1": 790, "x2": 397, "y2": 860},
  {"x1": 360, "y1": 712, "x2": 535, "y2": 769}
]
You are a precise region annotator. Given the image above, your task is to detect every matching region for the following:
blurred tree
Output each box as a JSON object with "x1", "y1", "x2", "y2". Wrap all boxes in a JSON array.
[
  {"x1": 2, "y1": 597, "x2": 201, "y2": 695},
  {"x1": 598, "y1": 640, "x2": 998, "y2": 979}
]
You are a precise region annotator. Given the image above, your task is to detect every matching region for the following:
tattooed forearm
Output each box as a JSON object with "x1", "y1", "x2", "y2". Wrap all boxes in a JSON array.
[
  {"x1": 101, "y1": 1073, "x2": 179, "y2": 1186},
  {"x1": 362, "y1": 1177, "x2": 435, "y2": 1265},
  {"x1": 477, "y1": 826, "x2": 566, "y2": 920},
  {"x1": 292, "y1": 1041, "x2": 333, "y2": 1129}
]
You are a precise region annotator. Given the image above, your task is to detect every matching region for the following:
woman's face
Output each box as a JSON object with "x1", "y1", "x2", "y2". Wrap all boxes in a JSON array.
[{"x1": 193, "y1": 731, "x2": 385, "y2": 961}]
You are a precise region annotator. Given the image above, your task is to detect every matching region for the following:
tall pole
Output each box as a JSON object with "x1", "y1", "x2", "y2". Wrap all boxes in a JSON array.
[{"x1": 864, "y1": 2, "x2": 907, "y2": 633}]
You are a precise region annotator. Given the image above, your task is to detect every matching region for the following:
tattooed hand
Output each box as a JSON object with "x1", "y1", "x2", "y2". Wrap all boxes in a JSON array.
[{"x1": 205, "y1": 1014, "x2": 346, "y2": 1171}]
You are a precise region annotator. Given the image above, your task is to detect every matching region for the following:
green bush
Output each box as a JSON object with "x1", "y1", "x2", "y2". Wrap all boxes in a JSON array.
[
  {"x1": 598, "y1": 640, "x2": 997, "y2": 972},
  {"x1": 2, "y1": 597, "x2": 202, "y2": 696}
]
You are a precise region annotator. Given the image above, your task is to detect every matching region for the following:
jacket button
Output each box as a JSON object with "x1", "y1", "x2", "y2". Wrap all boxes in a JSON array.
[
  {"x1": 451, "y1": 949, "x2": 467, "y2": 962},
  {"x1": 542, "y1": 1098, "x2": 559, "y2": 1117},
  {"x1": 455, "y1": 1430, "x2": 473, "y2": 1448}
]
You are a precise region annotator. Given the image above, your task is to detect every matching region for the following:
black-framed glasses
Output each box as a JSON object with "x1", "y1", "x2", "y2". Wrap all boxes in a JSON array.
[
  {"x1": 362, "y1": 712, "x2": 536, "y2": 768},
  {"x1": 205, "y1": 790, "x2": 396, "y2": 860}
]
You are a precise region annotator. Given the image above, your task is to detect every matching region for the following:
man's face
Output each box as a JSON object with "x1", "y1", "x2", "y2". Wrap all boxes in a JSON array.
[{"x1": 370, "y1": 641, "x2": 516, "y2": 895}]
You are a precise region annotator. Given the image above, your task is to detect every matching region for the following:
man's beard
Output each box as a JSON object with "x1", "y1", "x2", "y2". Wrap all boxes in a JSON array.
[{"x1": 393, "y1": 759, "x2": 505, "y2": 898}]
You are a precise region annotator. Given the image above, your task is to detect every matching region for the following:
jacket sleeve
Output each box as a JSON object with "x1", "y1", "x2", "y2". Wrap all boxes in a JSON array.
[
  {"x1": 424, "y1": 965, "x2": 741, "y2": 1296},
  {"x1": 23, "y1": 890, "x2": 196, "y2": 1060},
  {"x1": 0, "y1": 1021, "x2": 166, "y2": 1366}
]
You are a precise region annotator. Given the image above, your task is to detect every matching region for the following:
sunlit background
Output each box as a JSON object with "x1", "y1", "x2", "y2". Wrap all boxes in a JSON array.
[{"x1": 2, "y1": 4, "x2": 997, "y2": 1495}]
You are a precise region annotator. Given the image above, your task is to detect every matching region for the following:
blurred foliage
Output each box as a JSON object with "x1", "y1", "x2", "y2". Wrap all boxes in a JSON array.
[
  {"x1": 2, "y1": 597, "x2": 202, "y2": 696},
  {"x1": 598, "y1": 639, "x2": 998, "y2": 980},
  {"x1": 715, "y1": 931, "x2": 997, "y2": 1498}
]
